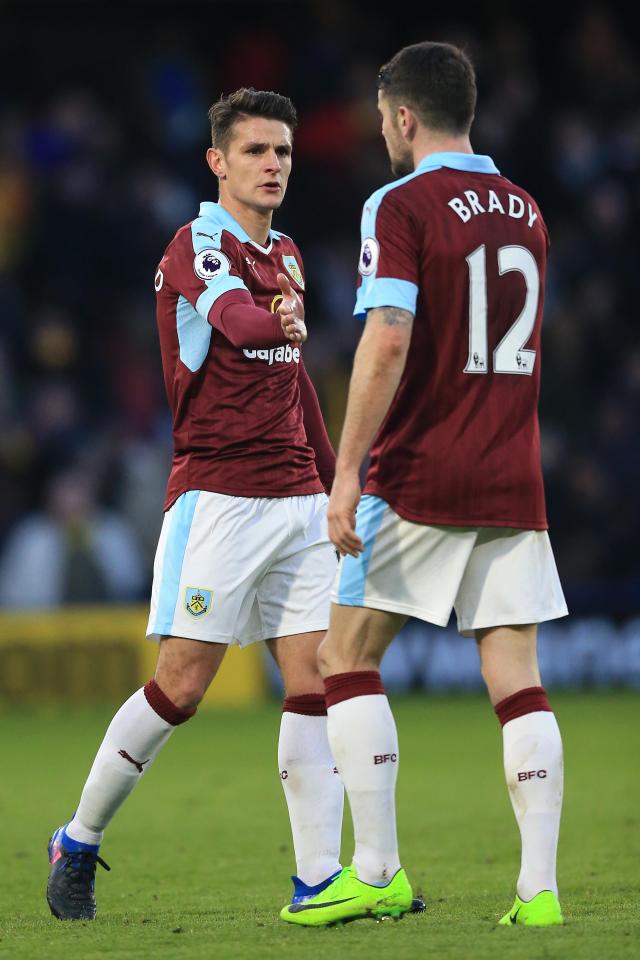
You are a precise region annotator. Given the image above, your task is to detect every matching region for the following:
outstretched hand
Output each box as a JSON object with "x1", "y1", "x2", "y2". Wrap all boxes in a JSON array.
[{"x1": 277, "y1": 273, "x2": 307, "y2": 343}]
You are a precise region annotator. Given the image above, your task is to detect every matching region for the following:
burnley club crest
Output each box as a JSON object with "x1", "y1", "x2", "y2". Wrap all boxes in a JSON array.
[
  {"x1": 185, "y1": 587, "x2": 212, "y2": 618},
  {"x1": 282, "y1": 255, "x2": 305, "y2": 289}
]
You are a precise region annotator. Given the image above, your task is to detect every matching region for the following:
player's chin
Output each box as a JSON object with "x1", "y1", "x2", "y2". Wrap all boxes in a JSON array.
[{"x1": 255, "y1": 189, "x2": 284, "y2": 210}]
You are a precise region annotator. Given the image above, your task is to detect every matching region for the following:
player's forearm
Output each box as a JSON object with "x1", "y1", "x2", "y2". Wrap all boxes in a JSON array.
[
  {"x1": 209, "y1": 290, "x2": 284, "y2": 348},
  {"x1": 335, "y1": 352, "x2": 404, "y2": 475},
  {"x1": 335, "y1": 308, "x2": 413, "y2": 476}
]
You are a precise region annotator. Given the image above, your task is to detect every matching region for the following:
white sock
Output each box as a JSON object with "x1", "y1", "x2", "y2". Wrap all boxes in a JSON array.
[
  {"x1": 278, "y1": 708, "x2": 343, "y2": 886},
  {"x1": 327, "y1": 693, "x2": 400, "y2": 886},
  {"x1": 66, "y1": 686, "x2": 179, "y2": 845},
  {"x1": 503, "y1": 711, "x2": 563, "y2": 900}
]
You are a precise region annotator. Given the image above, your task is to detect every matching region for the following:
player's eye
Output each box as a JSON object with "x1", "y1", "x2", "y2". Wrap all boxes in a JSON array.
[{"x1": 277, "y1": 147, "x2": 291, "y2": 157}]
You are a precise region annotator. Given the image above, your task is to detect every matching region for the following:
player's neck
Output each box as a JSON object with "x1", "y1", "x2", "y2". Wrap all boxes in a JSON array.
[
  {"x1": 218, "y1": 196, "x2": 272, "y2": 247},
  {"x1": 413, "y1": 133, "x2": 473, "y2": 168}
]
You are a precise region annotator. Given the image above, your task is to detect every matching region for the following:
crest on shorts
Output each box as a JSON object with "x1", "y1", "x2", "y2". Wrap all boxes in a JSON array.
[
  {"x1": 282, "y1": 255, "x2": 305, "y2": 289},
  {"x1": 185, "y1": 587, "x2": 212, "y2": 618}
]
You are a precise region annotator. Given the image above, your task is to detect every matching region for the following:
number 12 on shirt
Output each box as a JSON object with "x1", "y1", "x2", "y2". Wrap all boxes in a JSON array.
[{"x1": 464, "y1": 244, "x2": 539, "y2": 376}]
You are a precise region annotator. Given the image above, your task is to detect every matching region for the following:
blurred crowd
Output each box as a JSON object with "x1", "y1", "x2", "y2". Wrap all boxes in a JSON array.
[{"x1": 0, "y1": 2, "x2": 638, "y2": 614}]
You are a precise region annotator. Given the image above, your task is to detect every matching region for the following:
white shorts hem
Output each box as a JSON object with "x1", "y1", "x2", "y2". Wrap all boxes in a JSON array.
[
  {"x1": 146, "y1": 627, "x2": 237, "y2": 645},
  {"x1": 256, "y1": 619, "x2": 330, "y2": 643},
  {"x1": 331, "y1": 593, "x2": 450, "y2": 627},
  {"x1": 147, "y1": 618, "x2": 329, "y2": 648},
  {"x1": 457, "y1": 604, "x2": 569, "y2": 637}
]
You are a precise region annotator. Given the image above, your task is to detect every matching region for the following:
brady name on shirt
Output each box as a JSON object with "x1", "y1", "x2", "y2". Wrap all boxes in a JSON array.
[{"x1": 355, "y1": 154, "x2": 550, "y2": 530}]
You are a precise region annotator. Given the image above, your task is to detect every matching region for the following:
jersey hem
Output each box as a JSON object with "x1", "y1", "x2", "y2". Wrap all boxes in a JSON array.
[
  {"x1": 363, "y1": 485, "x2": 548, "y2": 530},
  {"x1": 164, "y1": 478, "x2": 324, "y2": 511}
]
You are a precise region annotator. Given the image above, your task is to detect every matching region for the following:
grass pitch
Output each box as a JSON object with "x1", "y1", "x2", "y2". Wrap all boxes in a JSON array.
[{"x1": 0, "y1": 692, "x2": 638, "y2": 959}]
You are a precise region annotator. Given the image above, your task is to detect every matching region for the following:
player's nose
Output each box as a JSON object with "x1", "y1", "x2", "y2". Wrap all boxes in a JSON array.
[{"x1": 265, "y1": 148, "x2": 281, "y2": 170}]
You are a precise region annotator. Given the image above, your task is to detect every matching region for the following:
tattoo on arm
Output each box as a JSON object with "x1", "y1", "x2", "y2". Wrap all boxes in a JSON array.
[{"x1": 367, "y1": 306, "x2": 414, "y2": 327}]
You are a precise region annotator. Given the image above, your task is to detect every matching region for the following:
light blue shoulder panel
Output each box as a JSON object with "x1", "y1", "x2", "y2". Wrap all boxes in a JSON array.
[
  {"x1": 354, "y1": 153, "x2": 500, "y2": 319},
  {"x1": 173, "y1": 202, "x2": 252, "y2": 373},
  {"x1": 191, "y1": 202, "x2": 249, "y2": 321}
]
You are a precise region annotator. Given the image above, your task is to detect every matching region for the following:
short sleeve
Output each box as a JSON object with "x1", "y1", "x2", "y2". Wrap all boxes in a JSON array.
[
  {"x1": 158, "y1": 223, "x2": 249, "y2": 323},
  {"x1": 354, "y1": 189, "x2": 419, "y2": 320}
]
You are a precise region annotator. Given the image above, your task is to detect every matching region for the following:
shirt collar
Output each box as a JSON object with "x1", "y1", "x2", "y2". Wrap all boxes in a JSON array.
[
  {"x1": 198, "y1": 201, "x2": 280, "y2": 243},
  {"x1": 414, "y1": 152, "x2": 500, "y2": 175}
]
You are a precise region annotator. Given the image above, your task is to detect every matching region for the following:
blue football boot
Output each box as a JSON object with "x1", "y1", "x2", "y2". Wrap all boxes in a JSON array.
[
  {"x1": 290, "y1": 870, "x2": 343, "y2": 904},
  {"x1": 47, "y1": 824, "x2": 110, "y2": 920}
]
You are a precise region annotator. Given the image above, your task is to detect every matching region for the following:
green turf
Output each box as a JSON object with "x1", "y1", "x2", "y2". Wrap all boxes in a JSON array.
[{"x1": 0, "y1": 693, "x2": 638, "y2": 959}]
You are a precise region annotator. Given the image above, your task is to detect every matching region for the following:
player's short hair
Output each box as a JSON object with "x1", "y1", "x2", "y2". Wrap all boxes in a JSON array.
[
  {"x1": 377, "y1": 42, "x2": 476, "y2": 135},
  {"x1": 208, "y1": 88, "x2": 298, "y2": 153}
]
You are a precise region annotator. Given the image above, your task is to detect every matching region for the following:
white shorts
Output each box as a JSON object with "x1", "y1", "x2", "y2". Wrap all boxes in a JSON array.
[
  {"x1": 147, "y1": 491, "x2": 336, "y2": 646},
  {"x1": 331, "y1": 495, "x2": 568, "y2": 636}
]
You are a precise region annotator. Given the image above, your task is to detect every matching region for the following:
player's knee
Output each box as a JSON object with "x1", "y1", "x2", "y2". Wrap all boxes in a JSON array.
[
  {"x1": 478, "y1": 655, "x2": 491, "y2": 687},
  {"x1": 317, "y1": 632, "x2": 378, "y2": 677},
  {"x1": 478, "y1": 656, "x2": 505, "y2": 702},
  {"x1": 316, "y1": 634, "x2": 337, "y2": 678},
  {"x1": 156, "y1": 675, "x2": 208, "y2": 712},
  {"x1": 174, "y1": 685, "x2": 207, "y2": 711},
  {"x1": 281, "y1": 665, "x2": 324, "y2": 697}
]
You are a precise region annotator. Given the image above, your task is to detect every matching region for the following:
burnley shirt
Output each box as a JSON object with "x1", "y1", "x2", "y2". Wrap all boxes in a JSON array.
[
  {"x1": 355, "y1": 153, "x2": 549, "y2": 529},
  {"x1": 155, "y1": 202, "x2": 324, "y2": 509}
]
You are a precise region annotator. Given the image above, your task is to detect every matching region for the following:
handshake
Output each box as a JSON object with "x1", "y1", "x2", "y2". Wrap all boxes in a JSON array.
[{"x1": 277, "y1": 272, "x2": 306, "y2": 344}]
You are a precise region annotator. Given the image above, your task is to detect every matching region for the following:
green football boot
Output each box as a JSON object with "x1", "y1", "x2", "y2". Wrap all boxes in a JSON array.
[
  {"x1": 499, "y1": 890, "x2": 564, "y2": 926},
  {"x1": 280, "y1": 863, "x2": 413, "y2": 926}
]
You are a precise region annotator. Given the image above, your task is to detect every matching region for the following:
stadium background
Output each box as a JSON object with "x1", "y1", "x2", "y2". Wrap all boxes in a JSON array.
[
  {"x1": 0, "y1": 0, "x2": 639, "y2": 701},
  {"x1": 1, "y1": 5, "x2": 639, "y2": 958}
]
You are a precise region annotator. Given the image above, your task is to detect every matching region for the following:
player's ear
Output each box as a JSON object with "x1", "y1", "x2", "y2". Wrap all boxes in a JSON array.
[
  {"x1": 398, "y1": 106, "x2": 418, "y2": 143},
  {"x1": 207, "y1": 147, "x2": 227, "y2": 180}
]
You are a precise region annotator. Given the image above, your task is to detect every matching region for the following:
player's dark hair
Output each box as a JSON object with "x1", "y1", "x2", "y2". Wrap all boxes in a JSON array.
[
  {"x1": 208, "y1": 87, "x2": 298, "y2": 152},
  {"x1": 377, "y1": 42, "x2": 476, "y2": 134}
]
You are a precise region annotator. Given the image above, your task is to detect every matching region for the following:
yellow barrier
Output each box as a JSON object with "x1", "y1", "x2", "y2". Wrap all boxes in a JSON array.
[{"x1": 0, "y1": 606, "x2": 268, "y2": 706}]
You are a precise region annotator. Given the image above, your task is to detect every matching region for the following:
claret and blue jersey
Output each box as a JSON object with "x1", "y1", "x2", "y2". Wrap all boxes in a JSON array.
[
  {"x1": 155, "y1": 202, "x2": 324, "y2": 509},
  {"x1": 355, "y1": 152, "x2": 550, "y2": 530}
]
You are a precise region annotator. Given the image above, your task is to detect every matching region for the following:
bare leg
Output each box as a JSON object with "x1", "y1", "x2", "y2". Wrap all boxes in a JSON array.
[
  {"x1": 475, "y1": 624, "x2": 540, "y2": 704},
  {"x1": 266, "y1": 630, "x2": 325, "y2": 695},
  {"x1": 155, "y1": 635, "x2": 228, "y2": 709},
  {"x1": 317, "y1": 604, "x2": 405, "y2": 676}
]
